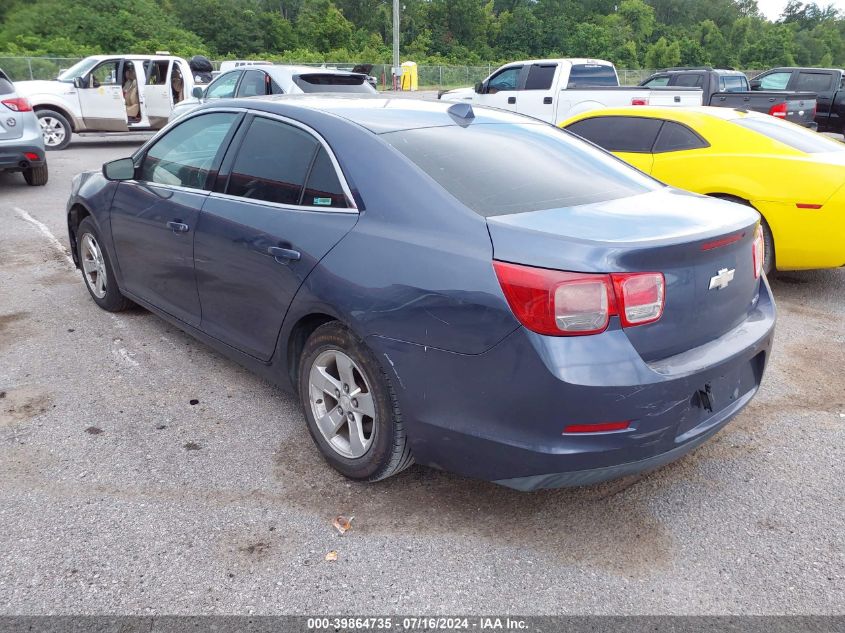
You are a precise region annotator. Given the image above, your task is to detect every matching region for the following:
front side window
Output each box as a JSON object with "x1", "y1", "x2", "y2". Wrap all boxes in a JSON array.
[
  {"x1": 205, "y1": 71, "x2": 241, "y2": 99},
  {"x1": 237, "y1": 70, "x2": 267, "y2": 97},
  {"x1": 487, "y1": 67, "x2": 522, "y2": 93},
  {"x1": 758, "y1": 72, "x2": 791, "y2": 90},
  {"x1": 89, "y1": 60, "x2": 119, "y2": 87},
  {"x1": 226, "y1": 117, "x2": 319, "y2": 205},
  {"x1": 566, "y1": 116, "x2": 663, "y2": 153},
  {"x1": 643, "y1": 75, "x2": 670, "y2": 87},
  {"x1": 795, "y1": 71, "x2": 834, "y2": 93},
  {"x1": 384, "y1": 123, "x2": 659, "y2": 217},
  {"x1": 524, "y1": 65, "x2": 556, "y2": 91},
  {"x1": 653, "y1": 121, "x2": 709, "y2": 153},
  {"x1": 139, "y1": 112, "x2": 238, "y2": 188},
  {"x1": 732, "y1": 116, "x2": 845, "y2": 154}
]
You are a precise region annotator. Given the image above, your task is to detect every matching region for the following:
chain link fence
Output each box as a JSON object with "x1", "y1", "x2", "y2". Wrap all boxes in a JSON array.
[{"x1": 0, "y1": 56, "x2": 761, "y2": 89}]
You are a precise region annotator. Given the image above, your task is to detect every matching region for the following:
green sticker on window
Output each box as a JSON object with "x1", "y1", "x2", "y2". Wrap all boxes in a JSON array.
[{"x1": 313, "y1": 197, "x2": 332, "y2": 206}]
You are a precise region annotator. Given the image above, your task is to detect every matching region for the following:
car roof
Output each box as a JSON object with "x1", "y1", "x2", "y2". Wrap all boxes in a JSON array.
[
  {"x1": 218, "y1": 65, "x2": 366, "y2": 81},
  {"x1": 565, "y1": 105, "x2": 768, "y2": 125},
  {"x1": 660, "y1": 68, "x2": 744, "y2": 76},
  {"x1": 222, "y1": 95, "x2": 537, "y2": 134}
]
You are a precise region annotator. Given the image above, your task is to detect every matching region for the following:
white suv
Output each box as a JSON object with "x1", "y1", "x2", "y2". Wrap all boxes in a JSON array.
[{"x1": 14, "y1": 54, "x2": 195, "y2": 150}]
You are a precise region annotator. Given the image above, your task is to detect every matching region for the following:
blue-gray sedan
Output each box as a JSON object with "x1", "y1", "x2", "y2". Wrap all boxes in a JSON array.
[{"x1": 65, "y1": 96, "x2": 775, "y2": 490}]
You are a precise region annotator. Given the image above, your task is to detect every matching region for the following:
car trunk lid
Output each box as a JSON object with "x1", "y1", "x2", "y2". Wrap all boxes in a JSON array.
[{"x1": 487, "y1": 188, "x2": 762, "y2": 361}]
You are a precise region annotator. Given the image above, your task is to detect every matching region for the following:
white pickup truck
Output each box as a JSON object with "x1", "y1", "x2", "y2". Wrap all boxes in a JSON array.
[
  {"x1": 439, "y1": 58, "x2": 702, "y2": 125},
  {"x1": 14, "y1": 54, "x2": 195, "y2": 150}
]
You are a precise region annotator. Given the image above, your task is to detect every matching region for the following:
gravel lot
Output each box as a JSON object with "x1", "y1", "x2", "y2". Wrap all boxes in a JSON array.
[{"x1": 0, "y1": 133, "x2": 843, "y2": 616}]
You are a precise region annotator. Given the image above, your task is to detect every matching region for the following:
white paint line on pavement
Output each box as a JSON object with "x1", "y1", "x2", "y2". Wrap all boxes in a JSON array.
[{"x1": 13, "y1": 206, "x2": 75, "y2": 268}]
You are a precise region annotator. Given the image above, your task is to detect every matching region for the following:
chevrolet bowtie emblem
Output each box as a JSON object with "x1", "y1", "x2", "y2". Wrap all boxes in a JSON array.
[{"x1": 709, "y1": 267, "x2": 735, "y2": 290}]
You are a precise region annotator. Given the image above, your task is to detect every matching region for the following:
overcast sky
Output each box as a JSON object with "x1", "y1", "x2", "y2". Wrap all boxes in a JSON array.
[{"x1": 756, "y1": 0, "x2": 845, "y2": 20}]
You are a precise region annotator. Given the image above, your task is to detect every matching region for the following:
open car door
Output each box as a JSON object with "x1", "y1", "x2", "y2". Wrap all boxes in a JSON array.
[
  {"x1": 78, "y1": 59, "x2": 128, "y2": 132},
  {"x1": 142, "y1": 59, "x2": 173, "y2": 129}
]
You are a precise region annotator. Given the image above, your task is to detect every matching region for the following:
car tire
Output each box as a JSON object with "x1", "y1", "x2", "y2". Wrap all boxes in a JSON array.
[
  {"x1": 76, "y1": 217, "x2": 132, "y2": 312},
  {"x1": 298, "y1": 321, "x2": 413, "y2": 482},
  {"x1": 760, "y1": 219, "x2": 775, "y2": 276},
  {"x1": 23, "y1": 164, "x2": 48, "y2": 186},
  {"x1": 709, "y1": 194, "x2": 775, "y2": 275},
  {"x1": 36, "y1": 109, "x2": 72, "y2": 151}
]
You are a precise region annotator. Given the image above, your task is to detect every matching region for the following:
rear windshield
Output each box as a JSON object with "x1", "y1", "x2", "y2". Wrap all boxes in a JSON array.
[
  {"x1": 294, "y1": 73, "x2": 375, "y2": 93},
  {"x1": 567, "y1": 64, "x2": 618, "y2": 88},
  {"x1": 732, "y1": 117, "x2": 845, "y2": 154},
  {"x1": 383, "y1": 123, "x2": 659, "y2": 217}
]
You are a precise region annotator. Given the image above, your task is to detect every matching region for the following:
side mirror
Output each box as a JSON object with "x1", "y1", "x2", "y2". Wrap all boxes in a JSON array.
[
  {"x1": 192, "y1": 86, "x2": 204, "y2": 99},
  {"x1": 749, "y1": 79, "x2": 761, "y2": 90},
  {"x1": 73, "y1": 77, "x2": 84, "y2": 89},
  {"x1": 474, "y1": 81, "x2": 483, "y2": 94},
  {"x1": 103, "y1": 157, "x2": 136, "y2": 181}
]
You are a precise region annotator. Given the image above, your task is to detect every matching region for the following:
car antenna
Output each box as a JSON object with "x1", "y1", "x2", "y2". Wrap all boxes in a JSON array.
[{"x1": 447, "y1": 103, "x2": 475, "y2": 123}]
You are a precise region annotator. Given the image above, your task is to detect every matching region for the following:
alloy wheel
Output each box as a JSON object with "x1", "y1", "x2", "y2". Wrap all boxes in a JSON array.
[
  {"x1": 39, "y1": 116, "x2": 67, "y2": 148},
  {"x1": 308, "y1": 349, "x2": 376, "y2": 459},
  {"x1": 80, "y1": 233, "x2": 107, "y2": 299}
]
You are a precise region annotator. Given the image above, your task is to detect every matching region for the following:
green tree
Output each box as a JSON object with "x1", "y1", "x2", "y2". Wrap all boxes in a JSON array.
[
  {"x1": 644, "y1": 36, "x2": 681, "y2": 67},
  {"x1": 295, "y1": 0, "x2": 354, "y2": 53}
]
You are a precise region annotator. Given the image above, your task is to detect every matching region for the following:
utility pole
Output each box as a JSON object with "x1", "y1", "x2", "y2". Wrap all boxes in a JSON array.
[{"x1": 392, "y1": 0, "x2": 401, "y2": 89}]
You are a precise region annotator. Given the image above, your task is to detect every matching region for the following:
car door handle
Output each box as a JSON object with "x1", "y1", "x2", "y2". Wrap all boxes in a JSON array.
[
  {"x1": 268, "y1": 246, "x2": 301, "y2": 263},
  {"x1": 543, "y1": 96, "x2": 553, "y2": 104},
  {"x1": 507, "y1": 96, "x2": 516, "y2": 104},
  {"x1": 167, "y1": 221, "x2": 189, "y2": 233}
]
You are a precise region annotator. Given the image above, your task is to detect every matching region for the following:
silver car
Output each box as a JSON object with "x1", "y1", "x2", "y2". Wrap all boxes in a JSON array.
[
  {"x1": 0, "y1": 68, "x2": 47, "y2": 185},
  {"x1": 169, "y1": 65, "x2": 377, "y2": 122}
]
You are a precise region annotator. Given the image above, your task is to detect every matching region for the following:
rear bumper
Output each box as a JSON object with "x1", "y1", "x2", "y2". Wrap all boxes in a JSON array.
[
  {"x1": 368, "y1": 278, "x2": 776, "y2": 490},
  {"x1": 0, "y1": 143, "x2": 45, "y2": 171}
]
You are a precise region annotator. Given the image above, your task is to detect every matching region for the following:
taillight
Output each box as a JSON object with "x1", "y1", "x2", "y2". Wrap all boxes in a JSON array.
[
  {"x1": 752, "y1": 225, "x2": 764, "y2": 279},
  {"x1": 631, "y1": 98, "x2": 648, "y2": 106},
  {"x1": 493, "y1": 261, "x2": 665, "y2": 336},
  {"x1": 612, "y1": 272, "x2": 665, "y2": 327},
  {"x1": 1, "y1": 97, "x2": 32, "y2": 112},
  {"x1": 769, "y1": 102, "x2": 787, "y2": 118}
]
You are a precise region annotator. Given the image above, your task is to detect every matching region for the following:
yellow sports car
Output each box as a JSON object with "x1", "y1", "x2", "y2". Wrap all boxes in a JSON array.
[{"x1": 561, "y1": 106, "x2": 845, "y2": 273}]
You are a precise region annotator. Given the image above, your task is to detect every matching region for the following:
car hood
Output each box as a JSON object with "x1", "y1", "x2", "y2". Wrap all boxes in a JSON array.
[
  {"x1": 13, "y1": 80, "x2": 68, "y2": 96},
  {"x1": 439, "y1": 87, "x2": 475, "y2": 102}
]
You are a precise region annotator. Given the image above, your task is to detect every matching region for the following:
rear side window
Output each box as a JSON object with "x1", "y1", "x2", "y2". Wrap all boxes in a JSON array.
[
  {"x1": 302, "y1": 147, "x2": 348, "y2": 208},
  {"x1": 139, "y1": 112, "x2": 238, "y2": 189},
  {"x1": 732, "y1": 117, "x2": 845, "y2": 154},
  {"x1": 567, "y1": 64, "x2": 618, "y2": 88},
  {"x1": 236, "y1": 70, "x2": 267, "y2": 97},
  {"x1": 226, "y1": 117, "x2": 319, "y2": 205},
  {"x1": 566, "y1": 116, "x2": 663, "y2": 153},
  {"x1": 293, "y1": 74, "x2": 374, "y2": 94},
  {"x1": 795, "y1": 71, "x2": 834, "y2": 93},
  {"x1": 384, "y1": 123, "x2": 659, "y2": 217},
  {"x1": 524, "y1": 65, "x2": 556, "y2": 90},
  {"x1": 653, "y1": 121, "x2": 709, "y2": 153},
  {"x1": 758, "y1": 72, "x2": 791, "y2": 90},
  {"x1": 675, "y1": 74, "x2": 703, "y2": 88}
]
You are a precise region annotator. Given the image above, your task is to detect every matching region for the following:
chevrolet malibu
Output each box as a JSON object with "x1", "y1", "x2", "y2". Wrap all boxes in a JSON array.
[{"x1": 66, "y1": 97, "x2": 775, "y2": 490}]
